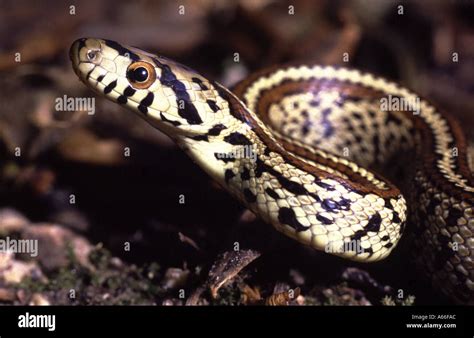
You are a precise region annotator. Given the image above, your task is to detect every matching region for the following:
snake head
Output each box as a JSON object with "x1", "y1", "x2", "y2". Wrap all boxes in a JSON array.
[{"x1": 70, "y1": 38, "x2": 226, "y2": 138}]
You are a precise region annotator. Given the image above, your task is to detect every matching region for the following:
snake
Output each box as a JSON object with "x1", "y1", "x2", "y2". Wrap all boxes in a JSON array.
[{"x1": 69, "y1": 38, "x2": 474, "y2": 304}]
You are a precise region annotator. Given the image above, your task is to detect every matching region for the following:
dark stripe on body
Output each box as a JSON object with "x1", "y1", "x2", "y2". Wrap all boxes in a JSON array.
[
  {"x1": 152, "y1": 57, "x2": 203, "y2": 125},
  {"x1": 160, "y1": 112, "x2": 181, "y2": 126},
  {"x1": 124, "y1": 86, "x2": 136, "y2": 97},
  {"x1": 207, "y1": 100, "x2": 219, "y2": 112},
  {"x1": 255, "y1": 158, "x2": 321, "y2": 202},
  {"x1": 104, "y1": 40, "x2": 140, "y2": 61},
  {"x1": 224, "y1": 132, "x2": 252, "y2": 146},
  {"x1": 117, "y1": 95, "x2": 127, "y2": 104},
  {"x1": 192, "y1": 77, "x2": 209, "y2": 90},
  {"x1": 278, "y1": 207, "x2": 307, "y2": 231},
  {"x1": 104, "y1": 80, "x2": 117, "y2": 94},
  {"x1": 225, "y1": 169, "x2": 235, "y2": 183},
  {"x1": 351, "y1": 212, "x2": 382, "y2": 241},
  {"x1": 243, "y1": 188, "x2": 257, "y2": 203},
  {"x1": 265, "y1": 188, "x2": 280, "y2": 199}
]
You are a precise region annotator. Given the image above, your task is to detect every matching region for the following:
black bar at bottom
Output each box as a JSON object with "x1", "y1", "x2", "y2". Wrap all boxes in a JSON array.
[{"x1": 0, "y1": 306, "x2": 471, "y2": 337}]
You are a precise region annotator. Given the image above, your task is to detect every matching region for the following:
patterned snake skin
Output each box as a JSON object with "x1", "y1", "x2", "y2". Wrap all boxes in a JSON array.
[{"x1": 69, "y1": 38, "x2": 474, "y2": 304}]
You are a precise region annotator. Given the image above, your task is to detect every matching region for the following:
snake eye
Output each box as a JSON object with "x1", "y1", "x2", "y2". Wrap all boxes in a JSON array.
[
  {"x1": 86, "y1": 50, "x2": 99, "y2": 61},
  {"x1": 130, "y1": 67, "x2": 148, "y2": 82},
  {"x1": 126, "y1": 61, "x2": 156, "y2": 89}
]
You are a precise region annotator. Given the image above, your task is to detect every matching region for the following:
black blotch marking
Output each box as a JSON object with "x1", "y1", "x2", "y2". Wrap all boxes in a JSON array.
[
  {"x1": 351, "y1": 213, "x2": 382, "y2": 241},
  {"x1": 214, "y1": 153, "x2": 235, "y2": 163},
  {"x1": 309, "y1": 99, "x2": 320, "y2": 107},
  {"x1": 117, "y1": 95, "x2": 127, "y2": 104},
  {"x1": 384, "y1": 242, "x2": 394, "y2": 248},
  {"x1": 160, "y1": 112, "x2": 181, "y2": 126},
  {"x1": 352, "y1": 111, "x2": 363, "y2": 120},
  {"x1": 85, "y1": 68, "x2": 94, "y2": 81},
  {"x1": 366, "y1": 213, "x2": 382, "y2": 232},
  {"x1": 192, "y1": 77, "x2": 209, "y2": 90},
  {"x1": 241, "y1": 168, "x2": 251, "y2": 180},
  {"x1": 321, "y1": 198, "x2": 351, "y2": 213},
  {"x1": 206, "y1": 100, "x2": 219, "y2": 113},
  {"x1": 96, "y1": 74, "x2": 105, "y2": 83},
  {"x1": 278, "y1": 207, "x2": 307, "y2": 232},
  {"x1": 178, "y1": 101, "x2": 202, "y2": 125},
  {"x1": 103, "y1": 80, "x2": 117, "y2": 94},
  {"x1": 225, "y1": 169, "x2": 235, "y2": 183},
  {"x1": 208, "y1": 124, "x2": 226, "y2": 136},
  {"x1": 315, "y1": 180, "x2": 335, "y2": 191},
  {"x1": 213, "y1": 82, "x2": 248, "y2": 123},
  {"x1": 392, "y1": 211, "x2": 401, "y2": 223},
  {"x1": 381, "y1": 235, "x2": 390, "y2": 241},
  {"x1": 191, "y1": 135, "x2": 208, "y2": 141},
  {"x1": 265, "y1": 188, "x2": 279, "y2": 199},
  {"x1": 104, "y1": 40, "x2": 140, "y2": 61},
  {"x1": 138, "y1": 105, "x2": 148, "y2": 114},
  {"x1": 343, "y1": 95, "x2": 362, "y2": 102},
  {"x1": 123, "y1": 86, "x2": 136, "y2": 97},
  {"x1": 301, "y1": 121, "x2": 311, "y2": 136},
  {"x1": 321, "y1": 199, "x2": 339, "y2": 213},
  {"x1": 140, "y1": 92, "x2": 154, "y2": 108},
  {"x1": 352, "y1": 230, "x2": 365, "y2": 241},
  {"x1": 172, "y1": 81, "x2": 186, "y2": 92},
  {"x1": 224, "y1": 132, "x2": 252, "y2": 146},
  {"x1": 338, "y1": 198, "x2": 351, "y2": 210},
  {"x1": 364, "y1": 247, "x2": 374, "y2": 256},
  {"x1": 321, "y1": 108, "x2": 334, "y2": 137},
  {"x1": 254, "y1": 158, "x2": 321, "y2": 201},
  {"x1": 152, "y1": 57, "x2": 202, "y2": 124},
  {"x1": 243, "y1": 188, "x2": 257, "y2": 203},
  {"x1": 316, "y1": 214, "x2": 333, "y2": 225}
]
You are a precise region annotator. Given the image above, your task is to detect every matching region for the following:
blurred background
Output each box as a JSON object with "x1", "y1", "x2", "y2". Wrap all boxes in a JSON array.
[{"x1": 0, "y1": 0, "x2": 473, "y2": 305}]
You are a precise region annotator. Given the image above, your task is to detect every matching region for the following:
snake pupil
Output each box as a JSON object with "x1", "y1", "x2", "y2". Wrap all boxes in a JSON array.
[
  {"x1": 129, "y1": 67, "x2": 149, "y2": 82},
  {"x1": 87, "y1": 50, "x2": 97, "y2": 61}
]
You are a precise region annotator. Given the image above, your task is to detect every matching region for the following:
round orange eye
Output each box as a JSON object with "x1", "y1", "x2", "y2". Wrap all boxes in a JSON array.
[{"x1": 126, "y1": 61, "x2": 156, "y2": 89}]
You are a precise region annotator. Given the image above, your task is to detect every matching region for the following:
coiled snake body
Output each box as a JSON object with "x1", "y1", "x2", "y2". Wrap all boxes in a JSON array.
[{"x1": 70, "y1": 38, "x2": 474, "y2": 304}]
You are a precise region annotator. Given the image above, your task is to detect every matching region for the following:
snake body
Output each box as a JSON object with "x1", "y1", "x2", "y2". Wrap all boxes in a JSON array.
[{"x1": 70, "y1": 38, "x2": 474, "y2": 304}]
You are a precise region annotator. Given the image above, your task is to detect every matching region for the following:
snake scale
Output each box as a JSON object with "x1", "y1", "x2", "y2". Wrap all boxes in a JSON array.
[{"x1": 69, "y1": 38, "x2": 474, "y2": 304}]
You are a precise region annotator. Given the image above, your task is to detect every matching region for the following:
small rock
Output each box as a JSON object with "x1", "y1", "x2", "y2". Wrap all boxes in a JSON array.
[
  {"x1": 29, "y1": 293, "x2": 50, "y2": 306},
  {"x1": 21, "y1": 224, "x2": 93, "y2": 271},
  {"x1": 0, "y1": 252, "x2": 45, "y2": 284},
  {"x1": 0, "y1": 287, "x2": 16, "y2": 302},
  {"x1": 0, "y1": 209, "x2": 30, "y2": 234},
  {"x1": 162, "y1": 267, "x2": 190, "y2": 290}
]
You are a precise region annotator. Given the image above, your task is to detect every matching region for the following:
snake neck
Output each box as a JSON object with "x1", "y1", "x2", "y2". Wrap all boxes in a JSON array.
[{"x1": 175, "y1": 121, "x2": 257, "y2": 189}]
